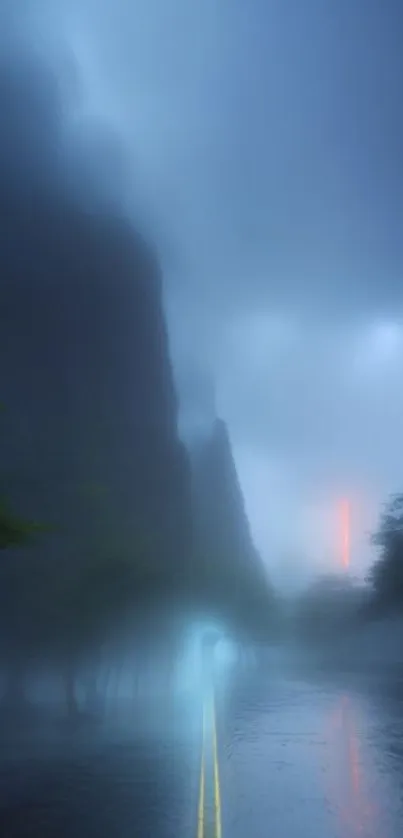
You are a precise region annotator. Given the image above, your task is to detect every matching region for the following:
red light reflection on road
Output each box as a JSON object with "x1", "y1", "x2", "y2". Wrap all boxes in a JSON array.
[{"x1": 325, "y1": 694, "x2": 378, "y2": 837}]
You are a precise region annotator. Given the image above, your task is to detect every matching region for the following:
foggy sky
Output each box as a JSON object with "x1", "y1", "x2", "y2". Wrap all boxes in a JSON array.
[{"x1": 4, "y1": 1, "x2": 403, "y2": 588}]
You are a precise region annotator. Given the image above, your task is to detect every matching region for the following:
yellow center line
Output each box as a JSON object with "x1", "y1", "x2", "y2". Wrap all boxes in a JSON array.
[
  {"x1": 197, "y1": 703, "x2": 206, "y2": 838},
  {"x1": 197, "y1": 695, "x2": 222, "y2": 838},
  {"x1": 212, "y1": 699, "x2": 222, "y2": 838}
]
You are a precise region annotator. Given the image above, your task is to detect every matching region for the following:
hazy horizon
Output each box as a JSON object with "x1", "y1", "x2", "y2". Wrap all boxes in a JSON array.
[{"x1": 4, "y1": 0, "x2": 403, "y2": 589}]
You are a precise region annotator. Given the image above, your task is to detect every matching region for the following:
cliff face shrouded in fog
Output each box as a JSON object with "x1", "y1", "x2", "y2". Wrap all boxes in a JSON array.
[
  {"x1": 0, "y1": 194, "x2": 189, "y2": 567},
  {"x1": 0, "y1": 194, "x2": 191, "y2": 586},
  {"x1": 0, "y1": 55, "x2": 190, "y2": 586},
  {"x1": 190, "y1": 418, "x2": 273, "y2": 627},
  {"x1": 191, "y1": 420, "x2": 255, "y2": 566}
]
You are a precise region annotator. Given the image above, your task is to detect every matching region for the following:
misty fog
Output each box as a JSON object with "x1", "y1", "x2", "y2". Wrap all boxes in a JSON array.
[{"x1": 2, "y1": 3, "x2": 403, "y2": 838}]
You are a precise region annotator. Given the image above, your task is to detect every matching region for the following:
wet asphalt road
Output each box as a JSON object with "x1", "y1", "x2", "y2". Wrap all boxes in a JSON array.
[
  {"x1": 0, "y1": 697, "x2": 201, "y2": 838},
  {"x1": 1, "y1": 666, "x2": 403, "y2": 838},
  {"x1": 219, "y1": 667, "x2": 403, "y2": 838}
]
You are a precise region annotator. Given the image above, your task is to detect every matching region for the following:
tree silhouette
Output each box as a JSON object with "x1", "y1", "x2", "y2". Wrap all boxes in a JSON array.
[{"x1": 369, "y1": 493, "x2": 403, "y2": 612}]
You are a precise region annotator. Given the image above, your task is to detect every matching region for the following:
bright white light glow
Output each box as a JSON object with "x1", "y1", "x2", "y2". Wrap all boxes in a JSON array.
[{"x1": 352, "y1": 320, "x2": 403, "y2": 376}]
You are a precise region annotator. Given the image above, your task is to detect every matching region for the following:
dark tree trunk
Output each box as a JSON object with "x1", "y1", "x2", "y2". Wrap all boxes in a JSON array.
[
  {"x1": 63, "y1": 665, "x2": 78, "y2": 719},
  {"x1": 113, "y1": 663, "x2": 122, "y2": 705},
  {"x1": 101, "y1": 666, "x2": 112, "y2": 714},
  {"x1": 86, "y1": 670, "x2": 100, "y2": 713}
]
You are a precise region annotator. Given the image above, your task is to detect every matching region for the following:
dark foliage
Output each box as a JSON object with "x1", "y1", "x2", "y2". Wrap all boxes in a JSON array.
[{"x1": 369, "y1": 493, "x2": 403, "y2": 612}]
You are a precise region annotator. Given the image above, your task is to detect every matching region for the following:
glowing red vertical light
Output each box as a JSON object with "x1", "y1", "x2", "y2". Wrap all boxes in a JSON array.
[{"x1": 340, "y1": 498, "x2": 350, "y2": 571}]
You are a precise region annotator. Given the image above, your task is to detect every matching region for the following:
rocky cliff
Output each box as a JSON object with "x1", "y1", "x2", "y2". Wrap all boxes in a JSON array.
[
  {"x1": 0, "y1": 53, "x2": 190, "y2": 588},
  {"x1": 190, "y1": 418, "x2": 273, "y2": 629}
]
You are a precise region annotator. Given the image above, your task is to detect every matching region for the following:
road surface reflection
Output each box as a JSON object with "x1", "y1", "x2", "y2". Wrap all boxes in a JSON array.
[
  {"x1": 221, "y1": 669, "x2": 403, "y2": 838},
  {"x1": 1, "y1": 666, "x2": 403, "y2": 838},
  {"x1": 325, "y1": 693, "x2": 377, "y2": 837}
]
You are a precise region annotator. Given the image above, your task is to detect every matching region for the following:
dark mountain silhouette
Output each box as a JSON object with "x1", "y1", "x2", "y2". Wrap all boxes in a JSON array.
[
  {"x1": 0, "y1": 195, "x2": 189, "y2": 566},
  {"x1": 0, "y1": 52, "x2": 191, "y2": 599},
  {"x1": 190, "y1": 418, "x2": 273, "y2": 631}
]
